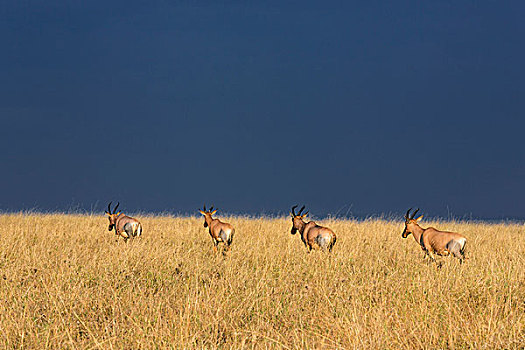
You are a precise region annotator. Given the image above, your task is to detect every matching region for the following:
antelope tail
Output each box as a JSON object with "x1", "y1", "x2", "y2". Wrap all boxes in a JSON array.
[
  {"x1": 329, "y1": 234, "x2": 337, "y2": 252},
  {"x1": 228, "y1": 228, "x2": 235, "y2": 246},
  {"x1": 461, "y1": 240, "x2": 467, "y2": 258}
]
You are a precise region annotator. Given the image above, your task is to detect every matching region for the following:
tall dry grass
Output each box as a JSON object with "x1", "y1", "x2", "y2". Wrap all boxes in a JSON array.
[{"x1": 0, "y1": 214, "x2": 523, "y2": 349}]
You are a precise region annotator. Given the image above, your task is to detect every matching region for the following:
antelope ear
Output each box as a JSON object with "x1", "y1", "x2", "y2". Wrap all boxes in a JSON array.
[
  {"x1": 301, "y1": 213, "x2": 308, "y2": 218},
  {"x1": 116, "y1": 211, "x2": 121, "y2": 216},
  {"x1": 105, "y1": 211, "x2": 110, "y2": 216},
  {"x1": 198, "y1": 210, "x2": 206, "y2": 215},
  {"x1": 211, "y1": 210, "x2": 217, "y2": 215},
  {"x1": 416, "y1": 215, "x2": 423, "y2": 222},
  {"x1": 290, "y1": 212, "x2": 294, "y2": 217}
]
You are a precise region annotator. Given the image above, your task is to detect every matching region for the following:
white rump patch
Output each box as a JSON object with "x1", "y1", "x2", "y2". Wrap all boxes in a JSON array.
[
  {"x1": 456, "y1": 237, "x2": 467, "y2": 248},
  {"x1": 316, "y1": 234, "x2": 331, "y2": 249},
  {"x1": 219, "y1": 229, "x2": 231, "y2": 243}
]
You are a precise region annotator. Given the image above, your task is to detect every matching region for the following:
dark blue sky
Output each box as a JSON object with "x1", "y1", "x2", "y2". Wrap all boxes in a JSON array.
[{"x1": 1, "y1": 1, "x2": 524, "y2": 219}]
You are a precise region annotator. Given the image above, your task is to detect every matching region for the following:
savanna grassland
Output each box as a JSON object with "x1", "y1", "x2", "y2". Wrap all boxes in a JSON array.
[{"x1": 0, "y1": 214, "x2": 523, "y2": 349}]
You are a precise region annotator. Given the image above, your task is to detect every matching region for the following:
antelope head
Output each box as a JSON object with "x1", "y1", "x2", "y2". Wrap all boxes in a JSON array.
[
  {"x1": 290, "y1": 205, "x2": 308, "y2": 235},
  {"x1": 402, "y1": 208, "x2": 423, "y2": 238},
  {"x1": 105, "y1": 201, "x2": 121, "y2": 231},
  {"x1": 198, "y1": 204, "x2": 216, "y2": 228}
]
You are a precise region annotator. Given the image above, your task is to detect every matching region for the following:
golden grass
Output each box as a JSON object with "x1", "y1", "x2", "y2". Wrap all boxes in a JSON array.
[{"x1": 0, "y1": 214, "x2": 523, "y2": 349}]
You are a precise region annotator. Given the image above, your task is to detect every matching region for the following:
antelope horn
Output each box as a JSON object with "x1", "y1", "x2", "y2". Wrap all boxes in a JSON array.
[
  {"x1": 203, "y1": 204, "x2": 206, "y2": 211},
  {"x1": 405, "y1": 208, "x2": 412, "y2": 220},
  {"x1": 113, "y1": 202, "x2": 120, "y2": 214},
  {"x1": 291, "y1": 205, "x2": 298, "y2": 216},
  {"x1": 411, "y1": 208, "x2": 420, "y2": 219},
  {"x1": 107, "y1": 201, "x2": 112, "y2": 214},
  {"x1": 298, "y1": 205, "x2": 306, "y2": 215}
]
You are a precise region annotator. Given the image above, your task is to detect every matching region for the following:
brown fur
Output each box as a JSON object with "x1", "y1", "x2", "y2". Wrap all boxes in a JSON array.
[
  {"x1": 199, "y1": 207, "x2": 235, "y2": 253},
  {"x1": 290, "y1": 207, "x2": 336, "y2": 252},
  {"x1": 105, "y1": 202, "x2": 142, "y2": 242},
  {"x1": 403, "y1": 209, "x2": 467, "y2": 264},
  {"x1": 107, "y1": 213, "x2": 142, "y2": 242}
]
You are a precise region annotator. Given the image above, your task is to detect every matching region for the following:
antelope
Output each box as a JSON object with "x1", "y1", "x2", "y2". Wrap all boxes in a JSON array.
[
  {"x1": 402, "y1": 208, "x2": 467, "y2": 264},
  {"x1": 290, "y1": 205, "x2": 337, "y2": 252},
  {"x1": 104, "y1": 202, "x2": 142, "y2": 242},
  {"x1": 198, "y1": 205, "x2": 235, "y2": 252}
]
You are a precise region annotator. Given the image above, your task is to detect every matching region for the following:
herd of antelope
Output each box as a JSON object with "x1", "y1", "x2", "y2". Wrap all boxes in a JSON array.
[{"x1": 104, "y1": 202, "x2": 468, "y2": 265}]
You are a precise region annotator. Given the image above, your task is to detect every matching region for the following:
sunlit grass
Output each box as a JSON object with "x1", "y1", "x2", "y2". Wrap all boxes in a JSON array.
[{"x1": 0, "y1": 214, "x2": 523, "y2": 348}]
